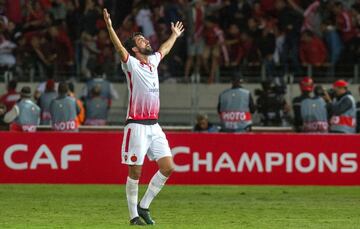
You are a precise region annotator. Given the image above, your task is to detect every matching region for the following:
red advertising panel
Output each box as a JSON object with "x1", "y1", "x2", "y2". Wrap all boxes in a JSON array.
[{"x1": 0, "y1": 132, "x2": 359, "y2": 185}]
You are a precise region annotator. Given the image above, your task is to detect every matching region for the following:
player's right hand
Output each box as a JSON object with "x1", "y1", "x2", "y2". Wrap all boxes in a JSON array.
[{"x1": 103, "y1": 8, "x2": 112, "y2": 28}]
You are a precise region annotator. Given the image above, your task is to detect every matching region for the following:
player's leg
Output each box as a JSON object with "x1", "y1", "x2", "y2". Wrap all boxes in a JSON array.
[
  {"x1": 138, "y1": 124, "x2": 174, "y2": 224},
  {"x1": 139, "y1": 156, "x2": 174, "y2": 208},
  {"x1": 122, "y1": 124, "x2": 149, "y2": 225},
  {"x1": 138, "y1": 156, "x2": 174, "y2": 225},
  {"x1": 126, "y1": 165, "x2": 145, "y2": 225}
]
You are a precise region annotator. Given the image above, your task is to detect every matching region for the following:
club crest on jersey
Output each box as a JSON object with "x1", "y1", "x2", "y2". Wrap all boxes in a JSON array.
[{"x1": 131, "y1": 154, "x2": 137, "y2": 162}]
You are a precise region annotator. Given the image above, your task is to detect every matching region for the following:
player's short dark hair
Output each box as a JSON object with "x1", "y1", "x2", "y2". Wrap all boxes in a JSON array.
[
  {"x1": 58, "y1": 81, "x2": 69, "y2": 95},
  {"x1": 124, "y1": 32, "x2": 144, "y2": 56}
]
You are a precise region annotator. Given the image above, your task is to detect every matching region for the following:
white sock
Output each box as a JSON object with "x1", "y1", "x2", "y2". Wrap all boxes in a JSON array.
[
  {"x1": 140, "y1": 171, "x2": 168, "y2": 209},
  {"x1": 126, "y1": 176, "x2": 139, "y2": 220}
]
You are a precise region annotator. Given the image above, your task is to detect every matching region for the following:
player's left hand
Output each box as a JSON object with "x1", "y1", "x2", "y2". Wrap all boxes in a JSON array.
[{"x1": 171, "y1": 21, "x2": 185, "y2": 38}]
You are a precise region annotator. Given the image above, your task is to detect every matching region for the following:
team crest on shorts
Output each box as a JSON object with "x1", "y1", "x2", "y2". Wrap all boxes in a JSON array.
[{"x1": 131, "y1": 154, "x2": 137, "y2": 162}]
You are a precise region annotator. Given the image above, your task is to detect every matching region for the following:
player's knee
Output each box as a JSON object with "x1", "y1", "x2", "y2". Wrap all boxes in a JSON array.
[
  {"x1": 129, "y1": 171, "x2": 141, "y2": 180},
  {"x1": 160, "y1": 165, "x2": 174, "y2": 177},
  {"x1": 128, "y1": 166, "x2": 142, "y2": 180}
]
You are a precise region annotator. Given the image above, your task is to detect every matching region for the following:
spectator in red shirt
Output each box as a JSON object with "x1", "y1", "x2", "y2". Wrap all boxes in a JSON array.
[
  {"x1": 0, "y1": 80, "x2": 20, "y2": 112},
  {"x1": 261, "y1": 0, "x2": 276, "y2": 13},
  {"x1": 225, "y1": 23, "x2": 242, "y2": 67},
  {"x1": 333, "y1": 1, "x2": 357, "y2": 43},
  {"x1": 31, "y1": 34, "x2": 57, "y2": 78},
  {"x1": 96, "y1": 29, "x2": 115, "y2": 76},
  {"x1": 48, "y1": 25, "x2": 74, "y2": 77},
  {"x1": 239, "y1": 30, "x2": 260, "y2": 65},
  {"x1": 5, "y1": 0, "x2": 22, "y2": 24},
  {"x1": 299, "y1": 30, "x2": 328, "y2": 66},
  {"x1": 23, "y1": 1, "x2": 46, "y2": 32},
  {"x1": 202, "y1": 16, "x2": 229, "y2": 84}
]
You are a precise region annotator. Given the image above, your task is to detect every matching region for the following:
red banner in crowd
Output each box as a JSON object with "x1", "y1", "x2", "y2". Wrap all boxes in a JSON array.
[{"x1": 0, "y1": 132, "x2": 359, "y2": 185}]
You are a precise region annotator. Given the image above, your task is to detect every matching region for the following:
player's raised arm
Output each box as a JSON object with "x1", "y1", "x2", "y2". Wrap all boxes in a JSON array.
[
  {"x1": 103, "y1": 8, "x2": 129, "y2": 62},
  {"x1": 158, "y1": 21, "x2": 184, "y2": 58}
]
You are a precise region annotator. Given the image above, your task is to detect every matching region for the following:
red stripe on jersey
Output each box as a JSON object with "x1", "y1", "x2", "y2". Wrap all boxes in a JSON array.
[
  {"x1": 125, "y1": 128, "x2": 132, "y2": 152},
  {"x1": 127, "y1": 71, "x2": 133, "y2": 119}
]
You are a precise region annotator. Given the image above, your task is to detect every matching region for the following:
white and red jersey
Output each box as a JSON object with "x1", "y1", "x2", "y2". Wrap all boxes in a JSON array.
[{"x1": 121, "y1": 52, "x2": 162, "y2": 120}]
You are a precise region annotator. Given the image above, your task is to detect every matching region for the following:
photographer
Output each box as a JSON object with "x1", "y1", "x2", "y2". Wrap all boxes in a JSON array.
[
  {"x1": 324, "y1": 80, "x2": 356, "y2": 133},
  {"x1": 256, "y1": 80, "x2": 289, "y2": 126},
  {"x1": 300, "y1": 85, "x2": 328, "y2": 133},
  {"x1": 292, "y1": 77, "x2": 314, "y2": 132},
  {"x1": 217, "y1": 77, "x2": 255, "y2": 132}
]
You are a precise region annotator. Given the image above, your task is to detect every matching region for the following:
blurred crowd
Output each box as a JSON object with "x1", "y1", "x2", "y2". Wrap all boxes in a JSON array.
[{"x1": 1, "y1": 0, "x2": 360, "y2": 83}]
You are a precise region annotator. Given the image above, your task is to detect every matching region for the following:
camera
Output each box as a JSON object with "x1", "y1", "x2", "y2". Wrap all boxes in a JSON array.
[
  {"x1": 255, "y1": 80, "x2": 286, "y2": 97},
  {"x1": 327, "y1": 88, "x2": 336, "y2": 99},
  {"x1": 314, "y1": 85, "x2": 335, "y2": 99}
]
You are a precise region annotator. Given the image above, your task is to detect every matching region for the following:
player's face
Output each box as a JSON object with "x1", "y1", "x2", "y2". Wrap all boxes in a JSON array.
[{"x1": 134, "y1": 35, "x2": 153, "y2": 55}]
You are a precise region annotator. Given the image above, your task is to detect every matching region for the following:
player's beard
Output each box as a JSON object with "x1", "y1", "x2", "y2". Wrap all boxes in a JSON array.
[{"x1": 138, "y1": 45, "x2": 153, "y2": 56}]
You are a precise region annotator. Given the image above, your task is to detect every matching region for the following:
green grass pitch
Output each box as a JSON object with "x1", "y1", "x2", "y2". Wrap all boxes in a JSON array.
[{"x1": 0, "y1": 185, "x2": 359, "y2": 229}]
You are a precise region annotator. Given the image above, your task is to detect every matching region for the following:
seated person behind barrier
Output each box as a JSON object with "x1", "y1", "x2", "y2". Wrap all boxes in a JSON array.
[{"x1": 193, "y1": 113, "x2": 219, "y2": 132}]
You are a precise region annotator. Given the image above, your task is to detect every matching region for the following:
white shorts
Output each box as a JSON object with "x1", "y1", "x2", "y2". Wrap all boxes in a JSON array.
[{"x1": 121, "y1": 123, "x2": 172, "y2": 165}]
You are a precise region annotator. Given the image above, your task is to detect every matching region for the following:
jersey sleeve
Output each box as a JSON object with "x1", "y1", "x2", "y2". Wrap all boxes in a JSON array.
[
  {"x1": 121, "y1": 54, "x2": 137, "y2": 73},
  {"x1": 152, "y1": 51, "x2": 163, "y2": 67}
]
